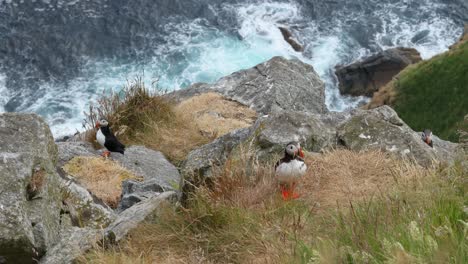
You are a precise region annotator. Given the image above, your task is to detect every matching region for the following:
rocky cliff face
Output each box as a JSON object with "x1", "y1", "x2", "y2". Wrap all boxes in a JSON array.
[
  {"x1": 0, "y1": 114, "x2": 179, "y2": 263},
  {"x1": 0, "y1": 55, "x2": 462, "y2": 263},
  {"x1": 181, "y1": 105, "x2": 459, "y2": 191},
  {"x1": 0, "y1": 113, "x2": 62, "y2": 262}
]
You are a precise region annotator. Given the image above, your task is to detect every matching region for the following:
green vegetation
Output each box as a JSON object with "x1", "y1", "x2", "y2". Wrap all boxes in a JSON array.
[
  {"x1": 82, "y1": 150, "x2": 468, "y2": 263},
  {"x1": 392, "y1": 41, "x2": 468, "y2": 141}
]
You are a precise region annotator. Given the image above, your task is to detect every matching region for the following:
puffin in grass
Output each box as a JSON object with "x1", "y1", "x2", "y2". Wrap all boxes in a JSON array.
[
  {"x1": 95, "y1": 119, "x2": 125, "y2": 157},
  {"x1": 275, "y1": 141, "x2": 307, "y2": 200}
]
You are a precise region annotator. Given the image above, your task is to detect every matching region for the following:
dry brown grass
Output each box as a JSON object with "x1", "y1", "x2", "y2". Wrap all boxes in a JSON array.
[
  {"x1": 27, "y1": 168, "x2": 46, "y2": 200},
  {"x1": 84, "y1": 82, "x2": 256, "y2": 163},
  {"x1": 300, "y1": 149, "x2": 427, "y2": 208},
  {"x1": 82, "y1": 148, "x2": 437, "y2": 264},
  {"x1": 63, "y1": 156, "x2": 142, "y2": 208},
  {"x1": 365, "y1": 81, "x2": 398, "y2": 109},
  {"x1": 175, "y1": 92, "x2": 257, "y2": 138}
]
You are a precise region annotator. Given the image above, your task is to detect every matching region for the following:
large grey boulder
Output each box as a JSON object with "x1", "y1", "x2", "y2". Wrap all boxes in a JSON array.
[
  {"x1": 112, "y1": 146, "x2": 181, "y2": 210},
  {"x1": 182, "y1": 127, "x2": 253, "y2": 192},
  {"x1": 56, "y1": 141, "x2": 98, "y2": 166},
  {"x1": 0, "y1": 113, "x2": 62, "y2": 262},
  {"x1": 337, "y1": 106, "x2": 458, "y2": 167},
  {"x1": 39, "y1": 227, "x2": 101, "y2": 264},
  {"x1": 255, "y1": 111, "x2": 350, "y2": 159},
  {"x1": 112, "y1": 146, "x2": 180, "y2": 191},
  {"x1": 169, "y1": 56, "x2": 327, "y2": 115},
  {"x1": 336, "y1": 47, "x2": 422, "y2": 97}
]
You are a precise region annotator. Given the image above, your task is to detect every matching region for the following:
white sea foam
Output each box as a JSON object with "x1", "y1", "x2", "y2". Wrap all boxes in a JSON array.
[
  {"x1": 373, "y1": 1, "x2": 462, "y2": 59},
  {"x1": 0, "y1": 73, "x2": 8, "y2": 112},
  {"x1": 3, "y1": 0, "x2": 463, "y2": 136}
]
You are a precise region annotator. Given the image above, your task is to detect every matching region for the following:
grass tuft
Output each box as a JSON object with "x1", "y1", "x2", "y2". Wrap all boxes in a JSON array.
[
  {"x1": 83, "y1": 80, "x2": 255, "y2": 163},
  {"x1": 63, "y1": 156, "x2": 142, "y2": 208}
]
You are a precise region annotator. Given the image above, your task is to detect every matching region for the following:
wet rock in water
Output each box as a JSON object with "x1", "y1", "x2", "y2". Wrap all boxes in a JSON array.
[
  {"x1": 278, "y1": 26, "x2": 304, "y2": 52},
  {"x1": 411, "y1": 29, "x2": 430, "y2": 44},
  {"x1": 0, "y1": 113, "x2": 62, "y2": 262},
  {"x1": 335, "y1": 47, "x2": 422, "y2": 97}
]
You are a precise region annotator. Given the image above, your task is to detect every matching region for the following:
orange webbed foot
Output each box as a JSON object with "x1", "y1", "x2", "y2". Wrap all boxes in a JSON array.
[
  {"x1": 280, "y1": 184, "x2": 290, "y2": 200},
  {"x1": 101, "y1": 151, "x2": 111, "y2": 158}
]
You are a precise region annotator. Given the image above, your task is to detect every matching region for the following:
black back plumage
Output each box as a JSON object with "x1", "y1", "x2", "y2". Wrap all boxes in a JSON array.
[
  {"x1": 100, "y1": 126, "x2": 125, "y2": 154},
  {"x1": 275, "y1": 149, "x2": 304, "y2": 169}
]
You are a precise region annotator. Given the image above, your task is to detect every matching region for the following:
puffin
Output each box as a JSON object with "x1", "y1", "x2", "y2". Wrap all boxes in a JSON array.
[
  {"x1": 95, "y1": 119, "x2": 125, "y2": 157},
  {"x1": 275, "y1": 141, "x2": 307, "y2": 200},
  {"x1": 421, "y1": 129, "x2": 433, "y2": 148}
]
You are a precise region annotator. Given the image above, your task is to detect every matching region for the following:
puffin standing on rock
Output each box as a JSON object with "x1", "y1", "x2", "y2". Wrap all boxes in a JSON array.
[
  {"x1": 421, "y1": 129, "x2": 433, "y2": 148},
  {"x1": 275, "y1": 142, "x2": 307, "y2": 200},
  {"x1": 95, "y1": 119, "x2": 125, "y2": 157}
]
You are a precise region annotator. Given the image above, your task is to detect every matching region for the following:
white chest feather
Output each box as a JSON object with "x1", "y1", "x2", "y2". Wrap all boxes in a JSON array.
[
  {"x1": 96, "y1": 129, "x2": 106, "y2": 148},
  {"x1": 276, "y1": 159, "x2": 307, "y2": 183}
]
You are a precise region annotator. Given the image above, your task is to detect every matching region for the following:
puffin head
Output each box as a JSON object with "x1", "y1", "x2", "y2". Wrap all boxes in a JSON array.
[
  {"x1": 422, "y1": 129, "x2": 432, "y2": 145},
  {"x1": 95, "y1": 119, "x2": 109, "y2": 129},
  {"x1": 285, "y1": 141, "x2": 304, "y2": 158}
]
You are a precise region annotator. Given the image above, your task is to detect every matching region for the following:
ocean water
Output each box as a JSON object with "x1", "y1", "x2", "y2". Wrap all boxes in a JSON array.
[{"x1": 0, "y1": 0, "x2": 466, "y2": 137}]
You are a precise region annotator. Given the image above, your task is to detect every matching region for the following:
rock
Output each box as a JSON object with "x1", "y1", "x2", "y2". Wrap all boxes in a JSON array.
[
  {"x1": 411, "y1": 30, "x2": 430, "y2": 44},
  {"x1": 0, "y1": 113, "x2": 62, "y2": 262},
  {"x1": 168, "y1": 56, "x2": 327, "y2": 115},
  {"x1": 40, "y1": 192, "x2": 176, "y2": 263},
  {"x1": 278, "y1": 27, "x2": 304, "y2": 52},
  {"x1": 336, "y1": 47, "x2": 422, "y2": 97},
  {"x1": 254, "y1": 111, "x2": 350, "y2": 159},
  {"x1": 56, "y1": 141, "x2": 98, "y2": 166},
  {"x1": 112, "y1": 146, "x2": 181, "y2": 210},
  {"x1": 180, "y1": 105, "x2": 458, "y2": 202},
  {"x1": 58, "y1": 143, "x2": 180, "y2": 211},
  {"x1": 38, "y1": 227, "x2": 101, "y2": 264},
  {"x1": 118, "y1": 179, "x2": 166, "y2": 211},
  {"x1": 182, "y1": 127, "x2": 253, "y2": 187},
  {"x1": 105, "y1": 191, "x2": 177, "y2": 243},
  {"x1": 181, "y1": 111, "x2": 350, "y2": 197},
  {"x1": 336, "y1": 106, "x2": 458, "y2": 167},
  {"x1": 58, "y1": 173, "x2": 116, "y2": 229}
]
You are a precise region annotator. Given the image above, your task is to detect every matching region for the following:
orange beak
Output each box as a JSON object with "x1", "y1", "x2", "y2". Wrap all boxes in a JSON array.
[
  {"x1": 298, "y1": 148, "x2": 305, "y2": 158},
  {"x1": 95, "y1": 121, "x2": 100, "y2": 129}
]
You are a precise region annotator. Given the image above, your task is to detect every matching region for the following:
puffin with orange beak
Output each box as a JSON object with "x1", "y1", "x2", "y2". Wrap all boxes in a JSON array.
[
  {"x1": 421, "y1": 129, "x2": 433, "y2": 148},
  {"x1": 95, "y1": 119, "x2": 125, "y2": 157},
  {"x1": 275, "y1": 141, "x2": 307, "y2": 200}
]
